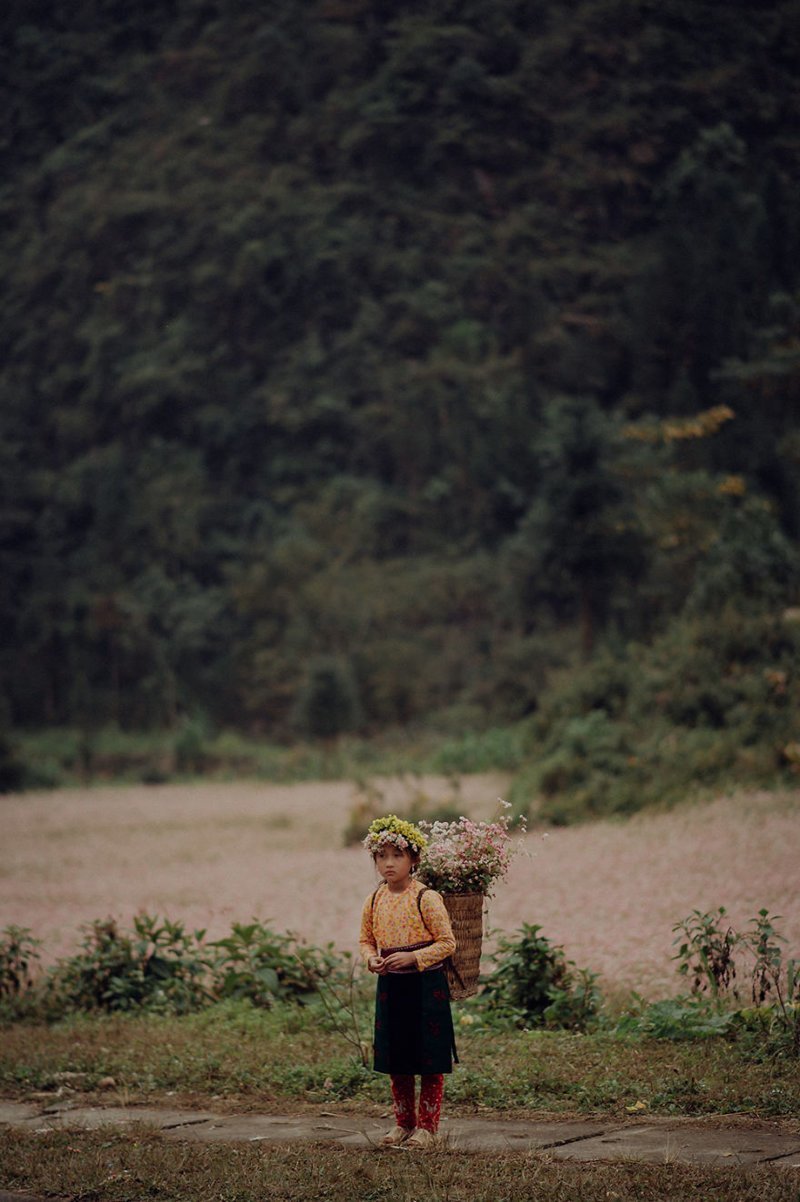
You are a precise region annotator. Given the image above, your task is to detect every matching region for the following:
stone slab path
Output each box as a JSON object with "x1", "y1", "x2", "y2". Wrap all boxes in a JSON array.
[{"x1": 2, "y1": 1099, "x2": 800, "y2": 1169}]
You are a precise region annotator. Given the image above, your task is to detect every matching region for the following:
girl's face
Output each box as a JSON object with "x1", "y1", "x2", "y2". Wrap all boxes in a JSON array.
[{"x1": 375, "y1": 843, "x2": 414, "y2": 890}]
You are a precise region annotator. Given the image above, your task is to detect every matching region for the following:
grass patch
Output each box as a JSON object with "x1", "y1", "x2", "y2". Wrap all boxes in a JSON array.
[
  {"x1": 2, "y1": 1001, "x2": 799, "y2": 1118},
  {"x1": 1, "y1": 1128, "x2": 798, "y2": 1202},
  {"x1": 15, "y1": 724, "x2": 520, "y2": 790}
]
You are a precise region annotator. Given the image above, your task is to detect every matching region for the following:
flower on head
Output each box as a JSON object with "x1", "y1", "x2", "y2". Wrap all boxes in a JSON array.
[{"x1": 363, "y1": 814, "x2": 428, "y2": 855}]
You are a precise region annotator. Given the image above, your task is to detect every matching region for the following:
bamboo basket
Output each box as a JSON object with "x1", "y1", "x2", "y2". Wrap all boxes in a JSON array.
[{"x1": 441, "y1": 893, "x2": 485, "y2": 1000}]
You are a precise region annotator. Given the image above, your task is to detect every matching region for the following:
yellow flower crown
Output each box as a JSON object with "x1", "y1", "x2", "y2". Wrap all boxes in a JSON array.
[{"x1": 363, "y1": 814, "x2": 428, "y2": 855}]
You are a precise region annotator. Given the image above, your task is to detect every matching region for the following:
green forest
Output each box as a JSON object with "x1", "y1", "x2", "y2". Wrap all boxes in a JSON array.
[{"x1": 2, "y1": 0, "x2": 800, "y2": 813}]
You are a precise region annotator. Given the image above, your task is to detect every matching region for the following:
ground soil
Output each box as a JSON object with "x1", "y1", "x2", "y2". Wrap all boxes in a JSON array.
[{"x1": 2, "y1": 778, "x2": 798, "y2": 995}]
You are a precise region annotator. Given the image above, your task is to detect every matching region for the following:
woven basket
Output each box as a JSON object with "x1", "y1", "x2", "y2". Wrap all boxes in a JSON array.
[{"x1": 442, "y1": 892, "x2": 485, "y2": 1000}]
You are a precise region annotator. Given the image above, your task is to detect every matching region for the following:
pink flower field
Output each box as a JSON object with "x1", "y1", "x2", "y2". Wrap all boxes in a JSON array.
[{"x1": 3, "y1": 776, "x2": 798, "y2": 996}]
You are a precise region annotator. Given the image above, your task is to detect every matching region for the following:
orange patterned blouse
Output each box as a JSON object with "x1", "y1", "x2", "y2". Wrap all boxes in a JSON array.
[{"x1": 359, "y1": 878, "x2": 456, "y2": 972}]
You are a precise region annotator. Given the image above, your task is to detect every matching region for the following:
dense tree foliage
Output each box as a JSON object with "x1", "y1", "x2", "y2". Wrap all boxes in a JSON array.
[{"x1": 1, "y1": 0, "x2": 799, "y2": 753}]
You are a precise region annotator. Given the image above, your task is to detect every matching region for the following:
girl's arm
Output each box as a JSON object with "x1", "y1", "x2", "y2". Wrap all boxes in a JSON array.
[
  {"x1": 358, "y1": 893, "x2": 381, "y2": 970},
  {"x1": 413, "y1": 890, "x2": 456, "y2": 971}
]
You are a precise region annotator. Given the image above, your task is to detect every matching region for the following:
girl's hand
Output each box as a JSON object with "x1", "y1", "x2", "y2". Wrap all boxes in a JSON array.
[
  {"x1": 368, "y1": 955, "x2": 385, "y2": 974},
  {"x1": 381, "y1": 951, "x2": 418, "y2": 972}
]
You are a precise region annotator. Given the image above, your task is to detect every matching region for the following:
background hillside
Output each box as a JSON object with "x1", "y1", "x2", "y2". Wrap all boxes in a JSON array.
[{"x1": 2, "y1": 0, "x2": 800, "y2": 812}]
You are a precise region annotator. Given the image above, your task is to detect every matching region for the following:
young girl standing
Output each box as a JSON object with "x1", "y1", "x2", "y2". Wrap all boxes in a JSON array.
[{"x1": 359, "y1": 814, "x2": 458, "y2": 1149}]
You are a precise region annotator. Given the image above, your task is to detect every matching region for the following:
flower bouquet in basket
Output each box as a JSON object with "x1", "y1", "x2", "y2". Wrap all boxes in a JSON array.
[{"x1": 417, "y1": 804, "x2": 524, "y2": 999}]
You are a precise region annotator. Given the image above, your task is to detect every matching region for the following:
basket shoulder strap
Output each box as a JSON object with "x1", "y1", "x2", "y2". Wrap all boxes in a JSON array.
[
  {"x1": 370, "y1": 884, "x2": 384, "y2": 915},
  {"x1": 417, "y1": 888, "x2": 458, "y2": 984},
  {"x1": 416, "y1": 886, "x2": 432, "y2": 933}
]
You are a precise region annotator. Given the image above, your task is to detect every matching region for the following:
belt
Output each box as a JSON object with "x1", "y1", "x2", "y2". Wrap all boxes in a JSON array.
[{"x1": 379, "y1": 939, "x2": 437, "y2": 973}]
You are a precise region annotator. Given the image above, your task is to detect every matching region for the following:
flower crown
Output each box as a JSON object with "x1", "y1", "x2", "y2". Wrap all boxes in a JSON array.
[{"x1": 363, "y1": 814, "x2": 428, "y2": 855}]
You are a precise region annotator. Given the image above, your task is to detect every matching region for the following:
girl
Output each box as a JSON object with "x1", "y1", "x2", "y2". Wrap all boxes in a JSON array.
[{"x1": 359, "y1": 814, "x2": 457, "y2": 1149}]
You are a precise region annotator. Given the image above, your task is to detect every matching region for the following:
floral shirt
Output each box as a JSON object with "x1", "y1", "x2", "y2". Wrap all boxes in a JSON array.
[{"x1": 359, "y1": 878, "x2": 456, "y2": 972}]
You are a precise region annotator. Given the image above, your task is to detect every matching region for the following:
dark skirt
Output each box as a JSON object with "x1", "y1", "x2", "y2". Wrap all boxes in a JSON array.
[{"x1": 373, "y1": 967, "x2": 458, "y2": 1076}]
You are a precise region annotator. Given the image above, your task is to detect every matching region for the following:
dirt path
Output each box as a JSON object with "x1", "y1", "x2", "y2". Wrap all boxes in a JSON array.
[
  {"x1": 1, "y1": 1099, "x2": 800, "y2": 1165},
  {"x1": 2, "y1": 779, "x2": 798, "y2": 994}
]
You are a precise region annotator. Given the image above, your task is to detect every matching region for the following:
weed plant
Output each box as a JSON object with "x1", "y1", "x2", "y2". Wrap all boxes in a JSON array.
[
  {"x1": 0, "y1": 927, "x2": 41, "y2": 1020},
  {"x1": 673, "y1": 907, "x2": 740, "y2": 998},
  {"x1": 671, "y1": 906, "x2": 800, "y2": 1056},
  {"x1": 611, "y1": 995, "x2": 736, "y2": 1041}
]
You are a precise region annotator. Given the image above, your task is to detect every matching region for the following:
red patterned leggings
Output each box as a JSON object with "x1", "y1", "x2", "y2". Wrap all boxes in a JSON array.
[{"x1": 390, "y1": 1074, "x2": 444, "y2": 1133}]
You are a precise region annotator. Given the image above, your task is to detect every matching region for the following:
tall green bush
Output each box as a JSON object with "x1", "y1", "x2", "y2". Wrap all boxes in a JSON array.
[
  {"x1": 511, "y1": 607, "x2": 800, "y2": 823},
  {"x1": 16, "y1": 915, "x2": 350, "y2": 1020},
  {"x1": 481, "y1": 923, "x2": 601, "y2": 1031},
  {"x1": 45, "y1": 917, "x2": 211, "y2": 1016}
]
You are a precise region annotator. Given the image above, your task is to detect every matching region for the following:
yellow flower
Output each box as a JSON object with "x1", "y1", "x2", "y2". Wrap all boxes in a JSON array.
[{"x1": 363, "y1": 814, "x2": 428, "y2": 853}]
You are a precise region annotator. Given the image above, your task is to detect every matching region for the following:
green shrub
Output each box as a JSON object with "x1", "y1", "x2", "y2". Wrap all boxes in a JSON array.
[
  {"x1": 480, "y1": 924, "x2": 601, "y2": 1031},
  {"x1": 45, "y1": 916, "x2": 211, "y2": 1016},
  {"x1": 209, "y1": 922, "x2": 344, "y2": 1007},
  {"x1": 511, "y1": 607, "x2": 800, "y2": 823},
  {"x1": 28, "y1": 915, "x2": 350, "y2": 1019}
]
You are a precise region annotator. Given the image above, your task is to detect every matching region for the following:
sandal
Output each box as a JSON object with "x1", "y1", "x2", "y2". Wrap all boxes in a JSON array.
[
  {"x1": 405, "y1": 1128, "x2": 439, "y2": 1149},
  {"x1": 380, "y1": 1125, "x2": 413, "y2": 1146}
]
